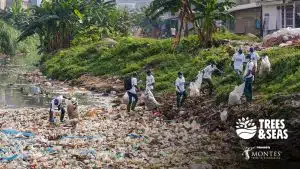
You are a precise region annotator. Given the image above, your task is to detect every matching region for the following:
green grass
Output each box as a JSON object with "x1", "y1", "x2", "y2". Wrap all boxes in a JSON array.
[{"x1": 42, "y1": 33, "x2": 300, "y2": 103}]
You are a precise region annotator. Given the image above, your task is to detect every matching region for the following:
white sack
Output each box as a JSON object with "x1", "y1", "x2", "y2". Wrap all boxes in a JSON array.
[{"x1": 228, "y1": 82, "x2": 245, "y2": 106}]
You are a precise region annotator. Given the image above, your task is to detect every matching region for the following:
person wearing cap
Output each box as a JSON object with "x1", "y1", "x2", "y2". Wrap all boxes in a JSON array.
[
  {"x1": 146, "y1": 70, "x2": 155, "y2": 91},
  {"x1": 127, "y1": 72, "x2": 139, "y2": 112},
  {"x1": 249, "y1": 47, "x2": 260, "y2": 71},
  {"x1": 232, "y1": 48, "x2": 245, "y2": 83},
  {"x1": 202, "y1": 61, "x2": 223, "y2": 95},
  {"x1": 49, "y1": 95, "x2": 69, "y2": 123},
  {"x1": 244, "y1": 55, "x2": 255, "y2": 103},
  {"x1": 175, "y1": 72, "x2": 187, "y2": 108}
]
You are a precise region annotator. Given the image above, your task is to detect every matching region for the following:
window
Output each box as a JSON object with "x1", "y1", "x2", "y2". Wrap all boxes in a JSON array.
[{"x1": 282, "y1": 5, "x2": 294, "y2": 28}]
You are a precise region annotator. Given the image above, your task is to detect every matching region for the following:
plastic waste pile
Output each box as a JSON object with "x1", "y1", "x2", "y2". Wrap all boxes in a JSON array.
[
  {"x1": 189, "y1": 71, "x2": 203, "y2": 97},
  {"x1": 0, "y1": 104, "x2": 212, "y2": 168},
  {"x1": 259, "y1": 56, "x2": 271, "y2": 77},
  {"x1": 263, "y1": 28, "x2": 300, "y2": 47},
  {"x1": 228, "y1": 83, "x2": 245, "y2": 106}
]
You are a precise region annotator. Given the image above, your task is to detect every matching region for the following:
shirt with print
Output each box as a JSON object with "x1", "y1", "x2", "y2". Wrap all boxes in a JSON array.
[
  {"x1": 146, "y1": 75, "x2": 155, "y2": 90},
  {"x1": 203, "y1": 65, "x2": 217, "y2": 79},
  {"x1": 245, "y1": 61, "x2": 255, "y2": 78},
  {"x1": 175, "y1": 77, "x2": 185, "y2": 92},
  {"x1": 50, "y1": 95, "x2": 63, "y2": 112},
  {"x1": 128, "y1": 77, "x2": 138, "y2": 94},
  {"x1": 232, "y1": 53, "x2": 245, "y2": 72}
]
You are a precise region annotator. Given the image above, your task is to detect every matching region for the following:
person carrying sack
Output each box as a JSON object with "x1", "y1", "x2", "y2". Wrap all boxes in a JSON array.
[
  {"x1": 202, "y1": 61, "x2": 223, "y2": 95},
  {"x1": 124, "y1": 73, "x2": 140, "y2": 112}
]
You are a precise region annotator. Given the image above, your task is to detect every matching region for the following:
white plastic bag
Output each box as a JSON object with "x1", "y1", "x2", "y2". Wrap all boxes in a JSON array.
[
  {"x1": 220, "y1": 110, "x2": 228, "y2": 122},
  {"x1": 228, "y1": 83, "x2": 245, "y2": 106},
  {"x1": 195, "y1": 71, "x2": 203, "y2": 89},
  {"x1": 189, "y1": 82, "x2": 200, "y2": 97},
  {"x1": 189, "y1": 71, "x2": 203, "y2": 97},
  {"x1": 122, "y1": 92, "x2": 129, "y2": 104},
  {"x1": 144, "y1": 89, "x2": 160, "y2": 110},
  {"x1": 259, "y1": 56, "x2": 271, "y2": 76}
]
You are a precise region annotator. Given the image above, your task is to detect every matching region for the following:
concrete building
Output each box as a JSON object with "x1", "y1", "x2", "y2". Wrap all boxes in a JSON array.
[
  {"x1": 5, "y1": 0, "x2": 41, "y2": 9},
  {"x1": 261, "y1": 0, "x2": 300, "y2": 35},
  {"x1": 116, "y1": 0, "x2": 152, "y2": 11},
  {"x1": 228, "y1": 0, "x2": 261, "y2": 35},
  {"x1": 229, "y1": 0, "x2": 300, "y2": 36},
  {"x1": 0, "y1": 0, "x2": 7, "y2": 10}
]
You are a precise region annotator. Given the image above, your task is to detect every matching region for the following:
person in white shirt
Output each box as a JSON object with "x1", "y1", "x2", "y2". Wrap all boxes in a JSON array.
[
  {"x1": 127, "y1": 73, "x2": 139, "y2": 112},
  {"x1": 244, "y1": 55, "x2": 255, "y2": 103},
  {"x1": 249, "y1": 47, "x2": 260, "y2": 71},
  {"x1": 232, "y1": 48, "x2": 245, "y2": 82},
  {"x1": 202, "y1": 61, "x2": 223, "y2": 95},
  {"x1": 146, "y1": 70, "x2": 155, "y2": 91},
  {"x1": 175, "y1": 72, "x2": 187, "y2": 108},
  {"x1": 49, "y1": 95, "x2": 69, "y2": 123}
]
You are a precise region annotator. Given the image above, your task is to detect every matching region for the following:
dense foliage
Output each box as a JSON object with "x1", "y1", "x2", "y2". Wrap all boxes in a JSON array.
[
  {"x1": 17, "y1": 0, "x2": 133, "y2": 53},
  {"x1": 0, "y1": 19, "x2": 40, "y2": 67}
]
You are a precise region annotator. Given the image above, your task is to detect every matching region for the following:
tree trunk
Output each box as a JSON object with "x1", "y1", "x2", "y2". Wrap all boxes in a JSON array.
[
  {"x1": 173, "y1": 10, "x2": 185, "y2": 49},
  {"x1": 184, "y1": 21, "x2": 189, "y2": 37}
]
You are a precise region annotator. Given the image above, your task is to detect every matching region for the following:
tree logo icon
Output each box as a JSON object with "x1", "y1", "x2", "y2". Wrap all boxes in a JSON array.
[{"x1": 236, "y1": 117, "x2": 257, "y2": 139}]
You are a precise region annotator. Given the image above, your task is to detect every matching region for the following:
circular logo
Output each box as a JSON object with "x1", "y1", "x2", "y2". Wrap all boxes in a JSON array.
[{"x1": 236, "y1": 117, "x2": 257, "y2": 139}]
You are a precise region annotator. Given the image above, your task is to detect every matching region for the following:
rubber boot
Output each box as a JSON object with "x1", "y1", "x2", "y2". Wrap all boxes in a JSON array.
[
  {"x1": 131, "y1": 101, "x2": 137, "y2": 111},
  {"x1": 127, "y1": 104, "x2": 131, "y2": 112},
  {"x1": 60, "y1": 108, "x2": 65, "y2": 122},
  {"x1": 49, "y1": 109, "x2": 55, "y2": 123}
]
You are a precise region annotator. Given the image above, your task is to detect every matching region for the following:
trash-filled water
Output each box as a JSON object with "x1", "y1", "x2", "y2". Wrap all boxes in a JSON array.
[{"x1": 0, "y1": 68, "x2": 114, "y2": 109}]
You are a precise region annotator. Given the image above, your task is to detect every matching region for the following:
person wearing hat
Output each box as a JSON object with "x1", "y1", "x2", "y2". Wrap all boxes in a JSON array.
[
  {"x1": 244, "y1": 54, "x2": 255, "y2": 103},
  {"x1": 232, "y1": 48, "x2": 245, "y2": 83},
  {"x1": 202, "y1": 61, "x2": 223, "y2": 95},
  {"x1": 249, "y1": 47, "x2": 260, "y2": 72},
  {"x1": 49, "y1": 95, "x2": 69, "y2": 123},
  {"x1": 146, "y1": 70, "x2": 155, "y2": 91},
  {"x1": 175, "y1": 72, "x2": 187, "y2": 108}
]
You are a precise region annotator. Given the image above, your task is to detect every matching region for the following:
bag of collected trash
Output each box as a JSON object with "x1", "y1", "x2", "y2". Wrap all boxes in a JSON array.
[
  {"x1": 228, "y1": 83, "x2": 245, "y2": 106},
  {"x1": 122, "y1": 92, "x2": 137, "y2": 105},
  {"x1": 259, "y1": 56, "x2": 271, "y2": 76},
  {"x1": 195, "y1": 71, "x2": 203, "y2": 89},
  {"x1": 144, "y1": 89, "x2": 160, "y2": 110},
  {"x1": 220, "y1": 110, "x2": 228, "y2": 122},
  {"x1": 66, "y1": 97, "x2": 79, "y2": 120},
  {"x1": 189, "y1": 82, "x2": 200, "y2": 97},
  {"x1": 189, "y1": 71, "x2": 203, "y2": 97}
]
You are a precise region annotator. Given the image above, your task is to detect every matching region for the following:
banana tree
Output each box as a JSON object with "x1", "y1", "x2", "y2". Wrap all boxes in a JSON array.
[{"x1": 192, "y1": 0, "x2": 234, "y2": 47}]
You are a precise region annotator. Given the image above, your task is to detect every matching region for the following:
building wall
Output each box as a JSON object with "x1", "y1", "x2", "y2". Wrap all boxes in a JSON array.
[
  {"x1": 232, "y1": 7, "x2": 261, "y2": 35},
  {"x1": 262, "y1": 5, "x2": 279, "y2": 31},
  {"x1": 0, "y1": 0, "x2": 7, "y2": 10}
]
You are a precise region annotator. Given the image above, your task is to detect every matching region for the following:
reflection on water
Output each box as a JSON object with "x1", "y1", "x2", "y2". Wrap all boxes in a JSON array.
[{"x1": 0, "y1": 71, "x2": 114, "y2": 109}]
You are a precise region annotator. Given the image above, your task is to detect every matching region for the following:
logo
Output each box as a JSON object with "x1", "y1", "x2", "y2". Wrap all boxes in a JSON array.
[
  {"x1": 235, "y1": 117, "x2": 288, "y2": 140},
  {"x1": 236, "y1": 117, "x2": 257, "y2": 139},
  {"x1": 242, "y1": 146, "x2": 282, "y2": 160}
]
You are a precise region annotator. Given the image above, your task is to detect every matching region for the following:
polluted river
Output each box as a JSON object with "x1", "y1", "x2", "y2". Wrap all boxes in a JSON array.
[{"x1": 0, "y1": 65, "x2": 231, "y2": 169}]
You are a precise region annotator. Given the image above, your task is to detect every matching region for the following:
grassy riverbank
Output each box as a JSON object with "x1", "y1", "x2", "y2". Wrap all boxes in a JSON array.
[{"x1": 41, "y1": 33, "x2": 300, "y2": 103}]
